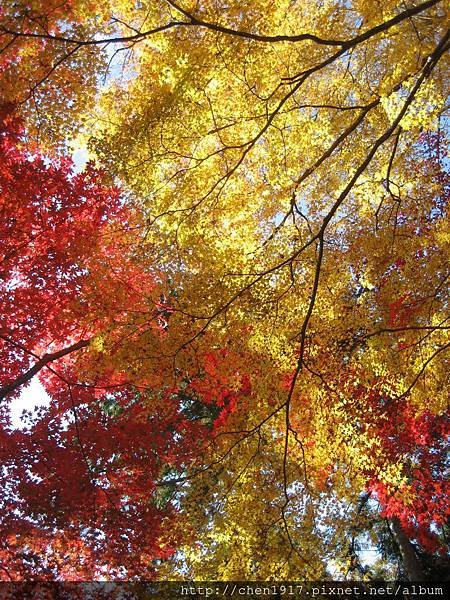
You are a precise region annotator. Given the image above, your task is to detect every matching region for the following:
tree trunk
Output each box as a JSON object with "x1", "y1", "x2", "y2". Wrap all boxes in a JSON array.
[{"x1": 389, "y1": 517, "x2": 426, "y2": 581}]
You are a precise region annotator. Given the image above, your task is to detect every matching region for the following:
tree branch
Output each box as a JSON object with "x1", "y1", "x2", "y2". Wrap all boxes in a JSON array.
[{"x1": 0, "y1": 337, "x2": 90, "y2": 400}]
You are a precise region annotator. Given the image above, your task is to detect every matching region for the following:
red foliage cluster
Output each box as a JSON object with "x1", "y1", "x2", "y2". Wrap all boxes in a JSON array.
[
  {"x1": 0, "y1": 105, "x2": 214, "y2": 579},
  {"x1": 189, "y1": 349, "x2": 253, "y2": 429},
  {"x1": 364, "y1": 391, "x2": 449, "y2": 554},
  {"x1": 0, "y1": 104, "x2": 126, "y2": 399}
]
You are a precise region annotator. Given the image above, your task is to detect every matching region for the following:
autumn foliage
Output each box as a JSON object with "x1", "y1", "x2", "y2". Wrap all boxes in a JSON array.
[{"x1": 0, "y1": 0, "x2": 449, "y2": 583}]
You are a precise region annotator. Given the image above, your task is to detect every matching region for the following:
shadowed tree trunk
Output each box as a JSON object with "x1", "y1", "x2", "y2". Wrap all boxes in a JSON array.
[{"x1": 390, "y1": 517, "x2": 426, "y2": 581}]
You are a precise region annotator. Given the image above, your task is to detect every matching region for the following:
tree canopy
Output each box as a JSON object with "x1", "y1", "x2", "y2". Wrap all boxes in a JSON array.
[{"x1": 0, "y1": 0, "x2": 449, "y2": 582}]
